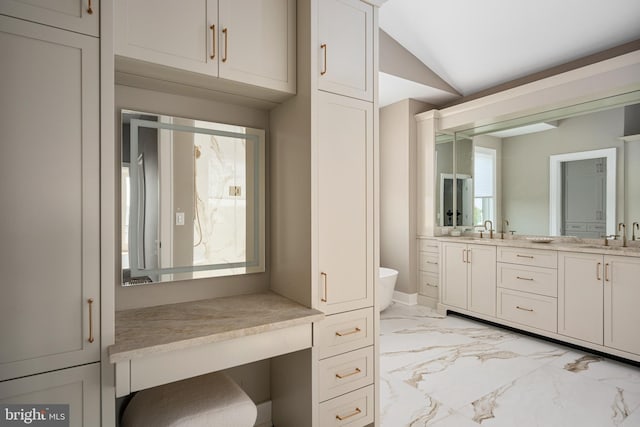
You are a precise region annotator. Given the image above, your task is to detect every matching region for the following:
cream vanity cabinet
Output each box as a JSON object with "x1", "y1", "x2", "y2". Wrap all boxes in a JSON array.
[
  {"x1": 0, "y1": 13, "x2": 101, "y2": 425},
  {"x1": 317, "y1": 91, "x2": 374, "y2": 314},
  {"x1": 0, "y1": 364, "x2": 101, "y2": 426},
  {"x1": 115, "y1": 0, "x2": 296, "y2": 94},
  {"x1": 0, "y1": 0, "x2": 99, "y2": 36},
  {"x1": 417, "y1": 238, "x2": 440, "y2": 305},
  {"x1": 317, "y1": 0, "x2": 374, "y2": 102},
  {"x1": 559, "y1": 252, "x2": 640, "y2": 355},
  {"x1": 441, "y1": 242, "x2": 496, "y2": 316},
  {"x1": 496, "y1": 247, "x2": 558, "y2": 333}
]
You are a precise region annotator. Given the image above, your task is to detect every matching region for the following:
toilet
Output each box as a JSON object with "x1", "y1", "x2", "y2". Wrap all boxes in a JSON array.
[{"x1": 378, "y1": 267, "x2": 399, "y2": 311}]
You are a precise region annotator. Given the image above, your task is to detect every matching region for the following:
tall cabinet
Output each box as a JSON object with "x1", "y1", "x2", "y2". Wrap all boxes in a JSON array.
[
  {"x1": 0, "y1": 9, "x2": 101, "y2": 426},
  {"x1": 270, "y1": 0, "x2": 379, "y2": 425}
]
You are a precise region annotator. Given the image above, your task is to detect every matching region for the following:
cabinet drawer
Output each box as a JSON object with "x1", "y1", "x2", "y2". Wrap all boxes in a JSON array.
[
  {"x1": 318, "y1": 384, "x2": 374, "y2": 427},
  {"x1": 315, "y1": 308, "x2": 374, "y2": 359},
  {"x1": 419, "y1": 252, "x2": 439, "y2": 273},
  {"x1": 497, "y1": 247, "x2": 557, "y2": 269},
  {"x1": 418, "y1": 271, "x2": 439, "y2": 298},
  {"x1": 498, "y1": 263, "x2": 557, "y2": 297},
  {"x1": 418, "y1": 239, "x2": 439, "y2": 253},
  {"x1": 318, "y1": 347, "x2": 374, "y2": 402},
  {"x1": 497, "y1": 289, "x2": 557, "y2": 333}
]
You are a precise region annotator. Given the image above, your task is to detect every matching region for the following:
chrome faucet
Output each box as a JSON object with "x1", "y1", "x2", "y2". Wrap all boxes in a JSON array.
[
  {"x1": 633, "y1": 222, "x2": 639, "y2": 241},
  {"x1": 618, "y1": 223, "x2": 627, "y2": 247},
  {"x1": 501, "y1": 219, "x2": 509, "y2": 240},
  {"x1": 484, "y1": 220, "x2": 494, "y2": 239}
]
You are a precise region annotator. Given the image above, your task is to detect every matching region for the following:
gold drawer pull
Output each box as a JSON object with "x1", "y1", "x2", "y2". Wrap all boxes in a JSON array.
[
  {"x1": 597, "y1": 262, "x2": 602, "y2": 280},
  {"x1": 425, "y1": 282, "x2": 437, "y2": 288},
  {"x1": 320, "y1": 43, "x2": 327, "y2": 75},
  {"x1": 335, "y1": 367, "x2": 361, "y2": 379},
  {"x1": 321, "y1": 272, "x2": 328, "y2": 302},
  {"x1": 516, "y1": 305, "x2": 534, "y2": 312},
  {"x1": 209, "y1": 24, "x2": 216, "y2": 59},
  {"x1": 426, "y1": 261, "x2": 438, "y2": 265},
  {"x1": 335, "y1": 327, "x2": 361, "y2": 337},
  {"x1": 516, "y1": 276, "x2": 534, "y2": 281},
  {"x1": 336, "y1": 407, "x2": 361, "y2": 421},
  {"x1": 605, "y1": 263, "x2": 610, "y2": 282},
  {"x1": 88, "y1": 298, "x2": 95, "y2": 343},
  {"x1": 87, "y1": 0, "x2": 93, "y2": 15},
  {"x1": 516, "y1": 254, "x2": 534, "y2": 259},
  {"x1": 222, "y1": 28, "x2": 228, "y2": 62}
]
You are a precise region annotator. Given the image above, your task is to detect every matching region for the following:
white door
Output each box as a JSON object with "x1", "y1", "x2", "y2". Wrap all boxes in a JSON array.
[
  {"x1": 0, "y1": 363, "x2": 101, "y2": 427},
  {"x1": 0, "y1": 0, "x2": 98, "y2": 36},
  {"x1": 467, "y1": 244, "x2": 497, "y2": 316},
  {"x1": 218, "y1": 0, "x2": 295, "y2": 93},
  {"x1": 317, "y1": 92, "x2": 373, "y2": 314},
  {"x1": 115, "y1": 0, "x2": 218, "y2": 76},
  {"x1": 317, "y1": 0, "x2": 373, "y2": 101},
  {"x1": 0, "y1": 16, "x2": 100, "y2": 381},
  {"x1": 441, "y1": 242, "x2": 468, "y2": 309},
  {"x1": 558, "y1": 252, "x2": 603, "y2": 344},
  {"x1": 604, "y1": 255, "x2": 640, "y2": 355}
]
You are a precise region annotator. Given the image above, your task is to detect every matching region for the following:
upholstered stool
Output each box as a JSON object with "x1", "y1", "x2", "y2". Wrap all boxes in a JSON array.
[{"x1": 122, "y1": 372, "x2": 257, "y2": 427}]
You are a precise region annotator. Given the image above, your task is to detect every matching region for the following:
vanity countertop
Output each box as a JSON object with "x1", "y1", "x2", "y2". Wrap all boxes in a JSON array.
[
  {"x1": 109, "y1": 292, "x2": 324, "y2": 364},
  {"x1": 430, "y1": 236, "x2": 640, "y2": 258}
]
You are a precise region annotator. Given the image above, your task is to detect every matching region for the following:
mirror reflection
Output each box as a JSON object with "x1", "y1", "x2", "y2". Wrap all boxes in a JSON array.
[
  {"x1": 121, "y1": 110, "x2": 265, "y2": 285},
  {"x1": 436, "y1": 91, "x2": 640, "y2": 237}
]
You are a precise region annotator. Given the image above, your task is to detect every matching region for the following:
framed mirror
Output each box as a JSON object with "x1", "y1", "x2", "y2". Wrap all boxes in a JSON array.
[{"x1": 121, "y1": 110, "x2": 265, "y2": 285}]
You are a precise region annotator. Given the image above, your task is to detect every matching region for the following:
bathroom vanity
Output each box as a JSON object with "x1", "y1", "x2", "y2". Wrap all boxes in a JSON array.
[{"x1": 434, "y1": 236, "x2": 640, "y2": 362}]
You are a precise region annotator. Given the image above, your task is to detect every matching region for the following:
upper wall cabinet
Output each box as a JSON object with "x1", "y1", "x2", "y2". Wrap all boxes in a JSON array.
[
  {"x1": 115, "y1": 0, "x2": 296, "y2": 95},
  {"x1": 317, "y1": 0, "x2": 373, "y2": 101},
  {"x1": 0, "y1": 0, "x2": 99, "y2": 36}
]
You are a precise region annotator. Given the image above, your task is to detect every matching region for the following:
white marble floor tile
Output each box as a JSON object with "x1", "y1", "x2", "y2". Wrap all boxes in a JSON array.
[{"x1": 380, "y1": 304, "x2": 640, "y2": 427}]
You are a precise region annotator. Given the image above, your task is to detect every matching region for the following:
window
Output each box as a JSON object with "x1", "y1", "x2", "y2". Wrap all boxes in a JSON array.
[{"x1": 474, "y1": 146, "x2": 496, "y2": 226}]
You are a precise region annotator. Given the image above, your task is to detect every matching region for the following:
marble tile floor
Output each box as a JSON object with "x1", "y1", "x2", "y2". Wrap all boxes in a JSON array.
[{"x1": 380, "y1": 303, "x2": 640, "y2": 427}]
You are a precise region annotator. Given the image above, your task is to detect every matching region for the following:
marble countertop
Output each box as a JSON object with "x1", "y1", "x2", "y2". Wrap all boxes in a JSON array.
[
  {"x1": 109, "y1": 292, "x2": 324, "y2": 364},
  {"x1": 425, "y1": 235, "x2": 640, "y2": 258}
]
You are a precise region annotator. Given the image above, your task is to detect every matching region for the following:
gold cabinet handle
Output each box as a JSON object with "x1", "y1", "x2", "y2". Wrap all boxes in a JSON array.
[
  {"x1": 516, "y1": 254, "x2": 534, "y2": 259},
  {"x1": 209, "y1": 24, "x2": 216, "y2": 59},
  {"x1": 597, "y1": 262, "x2": 602, "y2": 281},
  {"x1": 321, "y1": 272, "x2": 328, "y2": 302},
  {"x1": 222, "y1": 28, "x2": 228, "y2": 62},
  {"x1": 467, "y1": 249, "x2": 472, "y2": 264},
  {"x1": 320, "y1": 43, "x2": 327, "y2": 75},
  {"x1": 516, "y1": 305, "x2": 534, "y2": 312},
  {"x1": 335, "y1": 327, "x2": 361, "y2": 337},
  {"x1": 336, "y1": 407, "x2": 361, "y2": 421},
  {"x1": 462, "y1": 249, "x2": 466, "y2": 263},
  {"x1": 88, "y1": 298, "x2": 95, "y2": 343},
  {"x1": 335, "y1": 367, "x2": 361, "y2": 379},
  {"x1": 87, "y1": 0, "x2": 93, "y2": 15},
  {"x1": 605, "y1": 263, "x2": 610, "y2": 282},
  {"x1": 516, "y1": 276, "x2": 534, "y2": 281}
]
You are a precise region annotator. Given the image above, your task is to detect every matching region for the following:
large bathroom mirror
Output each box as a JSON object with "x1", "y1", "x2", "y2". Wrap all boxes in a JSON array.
[
  {"x1": 436, "y1": 90, "x2": 640, "y2": 237},
  {"x1": 121, "y1": 110, "x2": 265, "y2": 285}
]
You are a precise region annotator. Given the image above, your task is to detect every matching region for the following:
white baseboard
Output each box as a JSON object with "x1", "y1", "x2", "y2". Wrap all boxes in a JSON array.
[
  {"x1": 392, "y1": 290, "x2": 418, "y2": 306},
  {"x1": 417, "y1": 294, "x2": 438, "y2": 309},
  {"x1": 254, "y1": 400, "x2": 272, "y2": 427}
]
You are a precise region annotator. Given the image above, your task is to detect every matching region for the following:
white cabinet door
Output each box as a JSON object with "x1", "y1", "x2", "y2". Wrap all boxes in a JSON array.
[
  {"x1": 558, "y1": 252, "x2": 603, "y2": 345},
  {"x1": 317, "y1": 0, "x2": 373, "y2": 101},
  {"x1": 604, "y1": 255, "x2": 640, "y2": 355},
  {"x1": 0, "y1": 16, "x2": 100, "y2": 381},
  {"x1": 0, "y1": 0, "x2": 98, "y2": 36},
  {"x1": 467, "y1": 244, "x2": 497, "y2": 316},
  {"x1": 0, "y1": 363, "x2": 100, "y2": 427},
  {"x1": 218, "y1": 0, "x2": 295, "y2": 93},
  {"x1": 441, "y1": 242, "x2": 468, "y2": 309},
  {"x1": 317, "y1": 91, "x2": 373, "y2": 314},
  {"x1": 115, "y1": 0, "x2": 218, "y2": 76}
]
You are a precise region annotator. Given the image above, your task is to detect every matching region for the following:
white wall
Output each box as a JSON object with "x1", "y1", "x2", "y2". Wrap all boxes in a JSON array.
[{"x1": 380, "y1": 99, "x2": 431, "y2": 294}]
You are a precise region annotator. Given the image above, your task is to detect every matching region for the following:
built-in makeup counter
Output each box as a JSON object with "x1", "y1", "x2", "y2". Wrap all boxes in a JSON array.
[{"x1": 109, "y1": 292, "x2": 324, "y2": 397}]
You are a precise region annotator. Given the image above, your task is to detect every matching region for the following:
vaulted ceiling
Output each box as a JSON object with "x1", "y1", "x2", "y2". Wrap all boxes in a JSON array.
[{"x1": 378, "y1": 0, "x2": 640, "y2": 107}]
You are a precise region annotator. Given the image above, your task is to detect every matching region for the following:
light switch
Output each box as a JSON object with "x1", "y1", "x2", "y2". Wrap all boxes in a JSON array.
[{"x1": 176, "y1": 212, "x2": 185, "y2": 226}]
